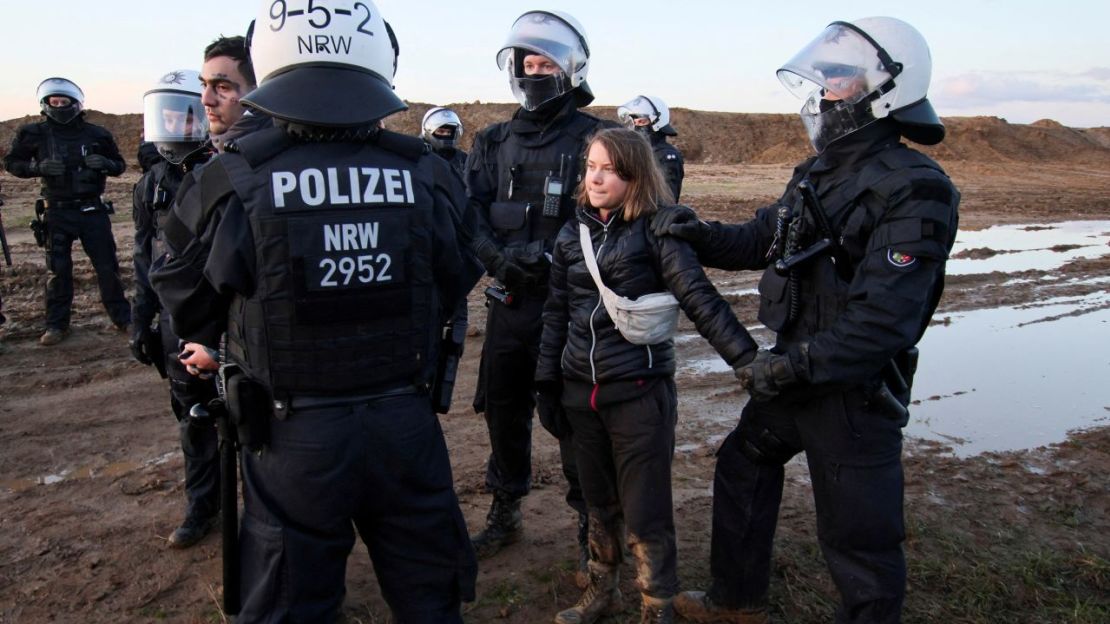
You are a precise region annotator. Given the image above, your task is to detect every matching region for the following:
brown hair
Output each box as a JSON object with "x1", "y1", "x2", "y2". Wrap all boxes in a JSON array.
[
  {"x1": 577, "y1": 127, "x2": 674, "y2": 221},
  {"x1": 204, "y1": 36, "x2": 257, "y2": 89}
]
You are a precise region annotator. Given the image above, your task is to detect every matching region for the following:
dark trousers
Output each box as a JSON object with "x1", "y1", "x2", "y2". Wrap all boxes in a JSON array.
[
  {"x1": 476, "y1": 293, "x2": 584, "y2": 513},
  {"x1": 237, "y1": 393, "x2": 477, "y2": 624},
  {"x1": 708, "y1": 389, "x2": 907, "y2": 624},
  {"x1": 566, "y1": 377, "x2": 679, "y2": 598},
  {"x1": 43, "y1": 207, "x2": 130, "y2": 330},
  {"x1": 160, "y1": 314, "x2": 220, "y2": 521}
]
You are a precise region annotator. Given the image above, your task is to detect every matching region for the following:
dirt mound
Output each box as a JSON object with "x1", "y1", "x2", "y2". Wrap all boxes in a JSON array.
[{"x1": 3, "y1": 105, "x2": 1108, "y2": 168}]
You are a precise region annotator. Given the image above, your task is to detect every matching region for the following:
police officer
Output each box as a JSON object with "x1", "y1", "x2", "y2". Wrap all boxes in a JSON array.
[
  {"x1": 4, "y1": 78, "x2": 130, "y2": 346},
  {"x1": 150, "y1": 2, "x2": 477, "y2": 621},
  {"x1": 467, "y1": 10, "x2": 618, "y2": 576},
  {"x1": 654, "y1": 18, "x2": 959, "y2": 624},
  {"x1": 618, "y1": 95, "x2": 684, "y2": 202},
  {"x1": 130, "y1": 70, "x2": 221, "y2": 549},
  {"x1": 422, "y1": 106, "x2": 467, "y2": 178}
]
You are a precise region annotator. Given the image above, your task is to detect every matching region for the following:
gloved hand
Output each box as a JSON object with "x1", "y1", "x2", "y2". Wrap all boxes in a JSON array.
[
  {"x1": 536, "y1": 379, "x2": 571, "y2": 440},
  {"x1": 505, "y1": 244, "x2": 550, "y2": 285},
  {"x1": 129, "y1": 325, "x2": 153, "y2": 366},
  {"x1": 35, "y1": 159, "x2": 66, "y2": 177},
  {"x1": 490, "y1": 251, "x2": 528, "y2": 290},
  {"x1": 734, "y1": 345, "x2": 808, "y2": 402},
  {"x1": 650, "y1": 204, "x2": 713, "y2": 245},
  {"x1": 84, "y1": 154, "x2": 110, "y2": 171}
]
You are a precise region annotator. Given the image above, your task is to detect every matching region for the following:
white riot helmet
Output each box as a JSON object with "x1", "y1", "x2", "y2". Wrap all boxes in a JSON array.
[
  {"x1": 617, "y1": 95, "x2": 677, "y2": 136},
  {"x1": 243, "y1": 0, "x2": 405, "y2": 127},
  {"x1": 421, "y1": 107, "x2": 463, "y2": 150},
  {"x1": 37, "y1": 77, "x2": 85, "y2": 124},
  {"x1": 496, "y1": 10, "x2": 592, "y2": 111},
  {"x1": 776, "y1": 17, "x2": 943, "y2": 152},
  {"x1": 143, "y1": 70, "x2": 209, "y2": 165}
]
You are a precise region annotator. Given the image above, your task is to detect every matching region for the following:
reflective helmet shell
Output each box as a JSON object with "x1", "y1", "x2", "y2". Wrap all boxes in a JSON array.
[
  {"x1": 143, "y1": 70, "x2": 209, "y2": 164},
  {"x1": 421, "y1": 107, "x2": 463, "y2": 150},
  {"x1": 37, "y1": 77, "x2": 84, "y2": 124}
]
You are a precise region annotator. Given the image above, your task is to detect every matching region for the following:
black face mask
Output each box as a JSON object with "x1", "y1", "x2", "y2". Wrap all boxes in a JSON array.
[{"x1": 44, "y1": 104, "x2": 81, "y2": 125}]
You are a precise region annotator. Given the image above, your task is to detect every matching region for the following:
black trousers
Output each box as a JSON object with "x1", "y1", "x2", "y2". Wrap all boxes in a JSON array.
[
  {"x1": 160, "y1": 314, "x2": 220, "y2": 521},
  {"x1": 237, "y1": 393, "x2": 477, "y2": 624},
  {"x1": 566, "y1": 377, "x2": 679, "y2": 598},
  {"x1": 43, "y1": 207, "x2": 129, "y2": 330},
  {"x1": 708, "y1": 389, "x2": 906, "y2": 624},
  {"x1": 476, "y1": 293, "x2": 583, "y2": 513}
]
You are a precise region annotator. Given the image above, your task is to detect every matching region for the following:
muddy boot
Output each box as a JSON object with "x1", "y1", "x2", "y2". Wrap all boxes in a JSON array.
[
  {"x1": 39, "y1": 327, "x2": 69, "y2": 346},
  {"x1": 574, "y1": 512, "x2": 590, "y2": 589},
  {"x1": 169, "y1": 514, "x2": 218, "y2": 549},
  {"x1": 554, "y1": 561, "x2": 621, "y2": 624},
  {"x1": 470, "y1": 491, "x2": 523, "y2": 559},
  {"x1": 673, "y1": 591, "x2": 770, "y2": 624},
  {"x1": 641, "y1": 595, "x2": 675, "y2": 623}
]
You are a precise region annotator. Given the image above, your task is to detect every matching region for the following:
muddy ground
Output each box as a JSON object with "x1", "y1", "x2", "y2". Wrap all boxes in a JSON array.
[{"x1": 0, "y1": 157, "x2": 1108, "y2": 623}]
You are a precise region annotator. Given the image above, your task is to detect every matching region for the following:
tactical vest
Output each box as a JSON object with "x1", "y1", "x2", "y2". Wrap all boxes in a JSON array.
[
  {"x1": 195, "y1": 126, "x2": 441, "y2": 397},
  {"x1": 758, "y1": 146, "x2": 958, "y2": 344},
  {"x1": 484, "y1": 112, "x2": 605, "y2": 247},
  {"x1": 36, "y1": 121, "x2": 113, "y2": 200},
  {"x1": 144, "y1": 161, "x2": 187, "y2": 261}
]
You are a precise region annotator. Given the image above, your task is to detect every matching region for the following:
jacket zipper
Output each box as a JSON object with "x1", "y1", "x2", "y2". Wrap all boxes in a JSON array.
[{"x1": 586, "y1": 216, "x2": 609, "y2": 384}]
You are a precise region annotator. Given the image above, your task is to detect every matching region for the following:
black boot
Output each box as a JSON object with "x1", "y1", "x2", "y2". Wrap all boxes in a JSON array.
[
  {"x1": 575, "y1": 512, "x2": 589, "y2": 589},
  {"x1": 470, "y1": 491, "x2": 523, "y2": 558},
  {"x1": 169, "y1": 514, "x2": 218, "y2": 549}
]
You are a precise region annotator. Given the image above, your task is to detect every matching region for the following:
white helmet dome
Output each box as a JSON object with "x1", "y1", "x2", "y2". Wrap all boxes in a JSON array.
[
  {"x1": 617, "y1": 95, "x2": 676, "y2": 135},
  {"x1": 37, "y1": 77, "x2": 84, "y2": 124},
  {"x1": 243, "y1": 0, "x2": 405, "y2": 127},
  {"x1": 776, "y1": 17, "x2": 943, "y2": 152},
  {"x1": 143, "y1": 70, "x2": 209, "y2": 164},
  {"x1": 496, "y1": 10, "x2": 591, "y2": 111},
  {"x1": 421, "y1": 107, "x2": 463, "y2": 150}
]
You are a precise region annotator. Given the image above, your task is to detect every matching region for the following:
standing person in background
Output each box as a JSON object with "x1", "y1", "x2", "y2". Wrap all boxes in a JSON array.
[
  {"x1": 3, "y1": 77, "x2": 129, "y2": 346},
  {"x1": 538, "y1": 127, "x2": 757, "y2": 624},
  {"x1": 422, "y1": 106, "x2": 467, "y2": 178},
  {"x1": 654, "y1": 17, "x2": 960, "y2": 624},
  {"x1": 466, "y1": 10, "x2": 618, "y2": 587},
  {"x1": 618, "y1": 95, "x2": 684, "y2": 202}
]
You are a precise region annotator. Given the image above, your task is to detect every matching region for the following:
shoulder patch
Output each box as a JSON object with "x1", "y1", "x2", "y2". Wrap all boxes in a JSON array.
[{"x1": 887, "y1": 249, "x2": 917, "y2": 268}]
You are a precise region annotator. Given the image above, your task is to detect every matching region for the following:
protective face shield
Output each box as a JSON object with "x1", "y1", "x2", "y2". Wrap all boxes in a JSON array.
[
  {"x1": 243, "y1": 0, "x2": 405, "y2": 127},
  {"x1": 421, "y1": 107, "x2": 463, "y2": 150},
  {"x1": 777, "y1": 17, "x2": 942, "y2": 152},
  {"x1": 496, "y1": 11, "x2": 590, "y2": 111},
  {"x1": 37, "y1": 77, "x2": 85, "y2": 124},
  {"x1": 143, "y1": 70, "x2": 209, "y2": 164},
  {"x1": 617, "y1": 95, "x2": 676, "y2": 136}
]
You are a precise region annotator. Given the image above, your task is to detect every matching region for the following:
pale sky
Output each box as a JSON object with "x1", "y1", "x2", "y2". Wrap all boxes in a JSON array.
[{"x1": 1, "y1": 0, "x2": 1107, "y2": 127}]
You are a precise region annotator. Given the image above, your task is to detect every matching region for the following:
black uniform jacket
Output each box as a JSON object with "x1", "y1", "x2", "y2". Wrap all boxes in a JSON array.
[
  {"x1": 537, "y1": 205, "x2": 754, "y2": 387},
  {"x1": 4, "y1": 115, "x2": 125, "y2": 200}
]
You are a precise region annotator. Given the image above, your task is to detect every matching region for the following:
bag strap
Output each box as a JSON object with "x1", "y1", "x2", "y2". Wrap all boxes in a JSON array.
[{"x1": 578, "y1": 223, "x2": 619, "y2": 319}]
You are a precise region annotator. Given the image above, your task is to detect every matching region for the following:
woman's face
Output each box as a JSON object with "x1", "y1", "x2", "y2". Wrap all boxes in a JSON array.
[{"x1": 585, "y1": 142, "x2": 629, "y2": 212}]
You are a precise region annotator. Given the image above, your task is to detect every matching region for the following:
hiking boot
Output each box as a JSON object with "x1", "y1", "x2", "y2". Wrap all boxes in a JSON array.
[
  {"x1": 641, "y1": 595, "x2": 675, "y2": 624},
  {"x1": 554, "y1": 561, "x2": 621, "y2": 624},
  {"x1": 169, "y1": 514, "x2": 218, "y2": 549},
  {"x1": 575, "y1": 512, "x2": 590, "y2": 589},
  {"x1": 673, "y1": 591, "x2": 770, "y2": 624},
  {"x1": 39, "y1": 328, "x2": 69, "y2": 346},
  {"x1": 470, "y1": 491, "x2": 523, "y2": 558}
]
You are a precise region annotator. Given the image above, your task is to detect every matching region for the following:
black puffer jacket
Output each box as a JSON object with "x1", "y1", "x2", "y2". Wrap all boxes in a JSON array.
[{"x1": 537, "y1": 205, "x2": 756, "y2": 386}]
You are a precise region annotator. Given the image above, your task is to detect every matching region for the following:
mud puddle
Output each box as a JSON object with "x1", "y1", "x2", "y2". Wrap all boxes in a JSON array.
[{"x1": 948, "y1": 220, "x2": 1110, "y2": 275}]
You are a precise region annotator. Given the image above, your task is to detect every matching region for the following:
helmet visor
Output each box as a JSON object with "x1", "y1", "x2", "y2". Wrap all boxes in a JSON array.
[
  {"x1": 776, "y1": 23, "x2": 892, "y2": 105},
  {"x1": 798, "y1": 92, "x2": 879, "y2": 153},
  {"x1": 143, "y1": 92, "x2": 208, "y2": 143},
  {"x1": 617, "y1": 96, "x2": 656, "y2": 127},
  {"x1": 496, "y1": 12, "x2": 586, "y2": 77}
]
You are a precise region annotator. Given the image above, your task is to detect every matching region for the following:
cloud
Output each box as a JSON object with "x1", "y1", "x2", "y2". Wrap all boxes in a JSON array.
[{"x1": 933, "y1": 69, "x2": 1110, "y2": 108}]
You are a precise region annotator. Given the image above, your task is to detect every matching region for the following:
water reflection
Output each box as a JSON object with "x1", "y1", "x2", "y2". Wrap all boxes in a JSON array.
[{"x1": 948, "y1": 220, "x2": 1110, "y2": 276}]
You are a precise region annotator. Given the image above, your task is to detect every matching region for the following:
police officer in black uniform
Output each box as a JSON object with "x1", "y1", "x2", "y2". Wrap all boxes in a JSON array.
[
  {"x1": 422, "y1": 106, "x2": 468, "y2": 179},
  {"x1": 150, "y1": 3, "x2": 477, "y2": 621},
  {"x1": 618, "y1": 95, "x2": 685, "y2": 202},
  {"x1": 4, "y1": 77, "x2": 130, "y2": 346},
  {"x1": 467, "y1": 10, "x2": 618, "y2": 575},
  {"x1": 130, "y1": 69, "x2": 222, "y2": 549},
  {"x1": 655, "y1": 18, "x2": 959, "y2": 624}
]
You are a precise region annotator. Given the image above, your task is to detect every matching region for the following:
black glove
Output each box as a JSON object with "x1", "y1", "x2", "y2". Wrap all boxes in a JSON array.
[
  {"x1": 734, "y1": 345, "x2": 808, "y2": 402},
  {"x1": 84, "y1": 154, "x2": 110, "y2": 171},
  {"x1": 650, "y1": 205, "x2": 713, "y2": 245},
  {"x1": 35, "y1": 159, "x2": 66, "y2": 177},
  {"x1": 491, "y1": 252, "x2": 528, "y2": 290},
  {"x1": 129, "y1": 325, "x2": 153, "y2": 366},
  {"x1": 536, "y1": 380, "x2": 571, "y2": 440}
]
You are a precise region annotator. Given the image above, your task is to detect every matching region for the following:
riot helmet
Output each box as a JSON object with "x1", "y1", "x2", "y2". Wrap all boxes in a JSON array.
[
  {"x1": 617, "y1": 95, "x2": 677, "y2": 136},
  {"x1": 37, "y1": 77, "x2": 84, "y2": 124},
  {"x1": 496, "y1": 10, "x2": 591, "y2": 111},
  {"x1": 422, "y1": 107, "x2": 463, "y2": 150},
  {"x1": 777, "y1": 17, "x2": 943, "y2": 152},
  {"x1": 243, "y1": 0, "x2": 405, "y2": 127},
  {"x1": 143, "y1": 70, "x2": 209, "y2": 165}
]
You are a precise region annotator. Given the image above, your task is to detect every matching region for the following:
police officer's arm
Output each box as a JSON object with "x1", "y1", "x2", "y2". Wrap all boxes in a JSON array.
[
  {"x1": 688, "y1": 206, "x2": 779, "y2": 271},
  {"x1": 130, "y1": 172, "x2": 160, "y2": 331},
  {"x1": 429, "y1": 156, "x2": 471, "y2": 314},
  {"x1": 463, "y1": 130, "x2": 504, "y2": 272},
  {"x1": 804, "y1": 178, "x2": 959, "y2": 386},
  {"x1": 2, "y1": 128, "x2": 42, "y2": 177},
  {"x1": 653, "y1": 228, "x2": 757, "y2": 365},
  {"x1": 91, "y1": 128, "x2": 127, "y2": 176},
  {"x1": 536, "y1": 224, "x2": 574, "y2": 384}
]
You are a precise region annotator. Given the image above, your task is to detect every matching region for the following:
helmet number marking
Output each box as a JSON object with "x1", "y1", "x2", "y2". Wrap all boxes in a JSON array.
[
  {"x1": 269, "y1": 1, "x2": 374, "y2": 36},
  {"x1": 319, "y1": 254, "x2": 392, "y2": 287}
]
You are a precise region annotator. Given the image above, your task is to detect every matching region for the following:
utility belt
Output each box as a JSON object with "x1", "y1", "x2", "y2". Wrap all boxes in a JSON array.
[{"x1": 42, "y1": 196, "x2": 114, "y2": 213}]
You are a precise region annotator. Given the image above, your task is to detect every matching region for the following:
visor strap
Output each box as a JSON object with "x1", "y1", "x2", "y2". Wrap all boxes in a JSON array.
[{"x1": 829, "y1": 21, "x2": 903, "y2": 79}]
